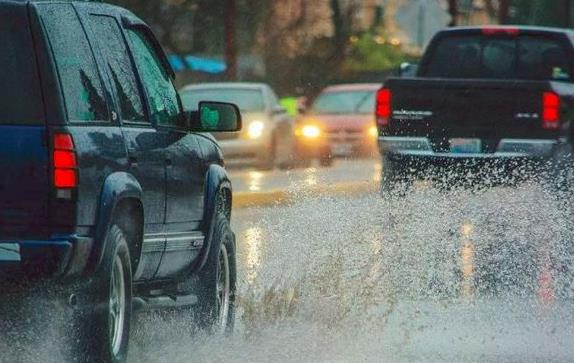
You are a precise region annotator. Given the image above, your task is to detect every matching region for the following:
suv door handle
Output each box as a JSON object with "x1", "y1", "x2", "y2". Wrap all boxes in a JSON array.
[
  {"x1": 165, "y1": 158, "x2": 173, "y2": 166},
  {"x1": 128, "y1": 155, "x2": 138, "y2": 166}
]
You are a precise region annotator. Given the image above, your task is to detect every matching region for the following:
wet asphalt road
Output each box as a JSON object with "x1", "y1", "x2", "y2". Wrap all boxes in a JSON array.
[
  {"x1": 129, "y1": 158, "x2": 574, "y2": 362},
  {"x1": 4, "y1": 157, "x2": 574, "y2": 362},
  {"x1": 227, "y1": 157, "x2": 381, "y2": 194}
]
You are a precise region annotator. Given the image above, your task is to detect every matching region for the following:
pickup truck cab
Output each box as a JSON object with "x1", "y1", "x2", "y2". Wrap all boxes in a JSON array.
[
  {"x1": 0, "y1": 1, "x2": 241, "y2": 362},
  {"x1": 377, "y1": 26, "x2": 574, "y2": 190}
]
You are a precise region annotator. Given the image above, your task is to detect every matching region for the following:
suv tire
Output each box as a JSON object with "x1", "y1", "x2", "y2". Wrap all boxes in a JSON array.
[
  {"x1": 73, "y1": 225, "x2": 132, "y2": 363},
  {"x1": 195, "y1": 202, "x2": 236, "y2": 334}
]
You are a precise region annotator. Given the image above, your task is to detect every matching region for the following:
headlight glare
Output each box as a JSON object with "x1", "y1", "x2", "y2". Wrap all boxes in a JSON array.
[
  {"x1": 247, "y1": 121, "x2": 265, "y2": 139},
  {"x1": 301, "y1": 125, "x2": 321, "y2": 138}
]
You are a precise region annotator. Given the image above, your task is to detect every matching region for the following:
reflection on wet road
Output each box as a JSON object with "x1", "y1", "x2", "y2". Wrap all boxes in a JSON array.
[
  {"x1": 228, "y1": 158, "x2": 381, "y2": 194},
  {"x1": 127, "y1": 164, "x2": 574, "y2": 362}
]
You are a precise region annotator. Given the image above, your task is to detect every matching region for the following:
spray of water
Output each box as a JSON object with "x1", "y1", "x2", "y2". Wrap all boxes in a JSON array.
[
  {"x1": 129, "y1": 176, "x2": 574, "y2": 362},
  {"x1": 3, "y1": 171, "x2": 574, "y2": 362}
]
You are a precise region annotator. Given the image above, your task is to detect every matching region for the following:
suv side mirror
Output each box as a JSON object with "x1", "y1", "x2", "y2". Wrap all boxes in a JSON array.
[
  {"x1": 398, "y1": 62, "x2": 418, "y2": 77},
  {"x1": 189, "y1": 101, "x2": 242, "y2": 132}
]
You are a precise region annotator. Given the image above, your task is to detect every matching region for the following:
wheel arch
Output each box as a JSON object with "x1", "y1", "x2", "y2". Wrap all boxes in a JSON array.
[
  {"x1": 87, "y1": 172, "x2": 144, "y2": 274},
  {"x1": 191, "y1": 164, "x2": 232, "y2": 273}
]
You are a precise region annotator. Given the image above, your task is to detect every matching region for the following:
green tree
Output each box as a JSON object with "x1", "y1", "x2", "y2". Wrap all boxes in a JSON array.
[{"x1": 510, "y1": 0, "x2": 572, "y2": 27}]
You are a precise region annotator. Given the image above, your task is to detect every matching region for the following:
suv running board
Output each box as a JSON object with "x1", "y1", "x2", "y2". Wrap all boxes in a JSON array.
[{"x1": 133, "y1": 294, "x2": 198, "y2": 312}]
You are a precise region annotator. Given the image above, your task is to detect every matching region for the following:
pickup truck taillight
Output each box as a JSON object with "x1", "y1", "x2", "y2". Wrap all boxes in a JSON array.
[
  {"x1": 376, "y1": 88, "x2": 392, "y2": 127},
  {"x1": 481, "y1": 27, "x2": 520, "y2": 36},
  {"x1": 53, "y1": 133, "x2": 78, "y2": 189},
  {"x1": 542, "y1": 91, "x2": 560, "y2": 130}
]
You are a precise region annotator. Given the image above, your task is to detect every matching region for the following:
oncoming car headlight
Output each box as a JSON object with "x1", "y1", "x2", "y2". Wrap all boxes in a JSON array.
[
  {"x1": 301, "y1": 125, "x2": 321, "y2": 138},
  {"x1": 247, "y1": 121, "x2": 265, "y2": 139}
]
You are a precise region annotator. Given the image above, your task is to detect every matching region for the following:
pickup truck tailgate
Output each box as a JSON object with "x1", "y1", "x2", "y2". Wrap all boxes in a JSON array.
[{"x1": 385, "y1": 78, "x2": 558, "y2": 148}]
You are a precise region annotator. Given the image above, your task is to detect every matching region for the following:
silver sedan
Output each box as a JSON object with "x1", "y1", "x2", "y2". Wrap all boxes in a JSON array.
[{"x1": 180, "y1": 83, "x2": 295, "y2": 170}]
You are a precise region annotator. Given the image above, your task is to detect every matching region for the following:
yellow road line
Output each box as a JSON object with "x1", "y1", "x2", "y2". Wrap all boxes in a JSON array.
[{"x1": 233, "y1": 181, "x2": 376, "y2": 209}]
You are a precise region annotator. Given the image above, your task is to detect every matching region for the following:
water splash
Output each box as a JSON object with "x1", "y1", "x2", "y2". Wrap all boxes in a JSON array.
[{"x1": 130, "y1": 178, "x2": 574, "y2": 362}]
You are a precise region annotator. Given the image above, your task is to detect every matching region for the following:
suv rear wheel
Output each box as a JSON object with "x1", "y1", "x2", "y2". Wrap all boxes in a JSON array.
[{"x1": 73, "y1": 225, "x2": 132, "y2": 363}]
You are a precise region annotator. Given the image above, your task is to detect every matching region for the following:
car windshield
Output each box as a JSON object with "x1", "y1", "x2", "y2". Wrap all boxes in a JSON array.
[
  {"x1": 181, "y1": 88, "x2": 265, "y2": 112},
  {"x1": 311, "y1": 90, "x2": 376, "y2": 114},
  {"x1": 424, "y1": 35, "x2": 572, "y2": 81}
]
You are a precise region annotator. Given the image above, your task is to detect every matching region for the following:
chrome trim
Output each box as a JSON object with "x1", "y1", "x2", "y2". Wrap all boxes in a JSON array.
[
  {"x1": 0, "y1": 243, "x2": 20, "y2": 262},
  {"x1": 379, "y1": 137, "x2": 557, "y2": 158},
  {"x1": 497, "y1": 139, "x2": 556, "y2": 156},
  {"x1": 379, "y1": 136, "x2": 433, "y2": 152},
  {"x1": 142, "y1": 231, "x2": 205, "y2": 253},
  {"x1": 165, "y1": 232, "x2": 204, "y2": 252},
  {"x1": 142, "y1": 235, "x2": 165, "y2": 253},
  {"x1": 165, "y1": 238, "x2": 204, "y2": 252}
]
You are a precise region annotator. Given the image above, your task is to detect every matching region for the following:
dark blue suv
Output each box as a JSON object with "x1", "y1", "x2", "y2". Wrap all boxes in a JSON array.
[{"x1": 0, "y1": 1, "x2": 241, "y2": 362}]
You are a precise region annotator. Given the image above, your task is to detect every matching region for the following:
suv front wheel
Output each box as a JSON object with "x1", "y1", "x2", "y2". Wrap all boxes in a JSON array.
[{"x1": 195, "y1": 202, "x2": 236, "y2": 334}]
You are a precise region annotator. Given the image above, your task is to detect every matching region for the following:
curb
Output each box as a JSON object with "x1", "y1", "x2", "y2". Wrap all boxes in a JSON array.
[{"x1": 233, "y1": 181, "x2": 377, "y2": 209}]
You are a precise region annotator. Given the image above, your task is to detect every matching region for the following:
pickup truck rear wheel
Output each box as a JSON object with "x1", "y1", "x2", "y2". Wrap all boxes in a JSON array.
[
  {"x1": 72, "y1": 225, "x2": 132, "y2": 363},
  {"x1": 195, "y1": 207, "x2": 236, "y2": 334}
]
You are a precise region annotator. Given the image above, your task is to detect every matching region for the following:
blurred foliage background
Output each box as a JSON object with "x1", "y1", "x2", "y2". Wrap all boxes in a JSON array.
[{"x1": 107, "y1": 0, "x2": 574, "y2": 97}]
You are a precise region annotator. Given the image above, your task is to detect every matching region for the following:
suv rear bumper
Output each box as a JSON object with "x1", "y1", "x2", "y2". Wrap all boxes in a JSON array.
[
  {"x1": 0, "y1": 235, "x2": 93, "y2": 280},
  {"x1": 379, "y1": 136, "x2": 557, "y2": 159}
]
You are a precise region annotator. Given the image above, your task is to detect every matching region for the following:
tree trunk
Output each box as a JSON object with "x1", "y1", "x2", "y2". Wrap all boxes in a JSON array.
[
  {"x1": 498, "y1": 0, "x2": 511, "y2": 24},
  {"x1": 564, "y1": 0, "x2": 572, "y2": 27},
  {"x1": 224, "y1": 0, "x2": 237, "y2": 80},
  {"x1": 447, "y1": 0, "x2": 458, "y2": 26},
  {"x1": 330, "y1": 0, "x2": 346, "y2": 60}
]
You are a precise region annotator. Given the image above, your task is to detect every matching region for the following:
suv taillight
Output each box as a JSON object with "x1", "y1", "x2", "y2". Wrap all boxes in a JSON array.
[
  {"x1": 53, "y1": 133, "x2": 78, "y2": 189},
  {"x1": 542, "y1": 91, "x2": 560, "y2": 130},
  {"x1": 376, "y1": 88, "x2": 392, "y2": 127}
]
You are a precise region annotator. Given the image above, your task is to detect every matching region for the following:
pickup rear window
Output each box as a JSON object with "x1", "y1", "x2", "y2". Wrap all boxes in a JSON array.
[
  {"x1": 0, "y1": 7, "x2": 45, "y2": 124},
  {"x1": 424, "y1": 35, "x2": 572, "y2": 81}
]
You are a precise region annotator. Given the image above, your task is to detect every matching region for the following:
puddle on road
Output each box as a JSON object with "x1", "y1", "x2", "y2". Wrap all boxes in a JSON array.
[
  {"x1": 3, "y1": 178, "x2": 574, "y2": 362},
  {"x1": 129, "y1": 181, "x2": 574, "y2": 362}
]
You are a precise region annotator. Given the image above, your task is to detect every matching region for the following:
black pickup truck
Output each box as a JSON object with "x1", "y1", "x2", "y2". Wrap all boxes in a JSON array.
[{"x1": 377, "y1": 26, "x2": 574, "y2": 190}]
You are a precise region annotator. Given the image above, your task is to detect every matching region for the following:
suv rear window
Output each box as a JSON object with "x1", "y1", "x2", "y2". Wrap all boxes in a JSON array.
[
  {"x1": 424, "y1": 35, "x2": 572, "y2": 81},
  {"x1": 38, "y1": 4, "x2": 108, "y2": 122},
  {"x1": 0, "y1": 6, "x2": 45, "y2": 124}
]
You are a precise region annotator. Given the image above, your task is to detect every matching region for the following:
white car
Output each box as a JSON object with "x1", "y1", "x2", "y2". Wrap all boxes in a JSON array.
[{"x1": 181, "y1": 83, "x2": 295, "y2": 169}]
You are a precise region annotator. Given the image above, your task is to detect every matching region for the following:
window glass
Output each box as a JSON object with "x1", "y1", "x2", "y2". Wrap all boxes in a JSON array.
[
  {"x1": 0, "y1": 6, "x2": 44, "y2": 124},
  {"x1": 311, "y1": 91, "x2": 376, "y2": 115},
  {"x1": 518, "y1": 37, "x2": 570, "y2": 80},
  {"x1": 181, "y1": 88, "x2": 265, "y2": 112},
  {"x1": 89, "y1": 15, "x2": 145, "y2": 122},
  {"x1": 127, "y1": 30, "x2": 182, "y2": 127},
  {"x1": 426, "y1": 36, "x2": 482, "y2": 78},
  {"x1": 39, "y1": 4, "x2": 108, "y2": 121},
  {"x1": 425, "y1": 34, "x2": 571, "y2": 81},
  {"x1": 482, "y1": 39, "x2": 515, "y2": 78},
  {"x1": 268, "y1": 88, "x2": 281, "y2": 107}
]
